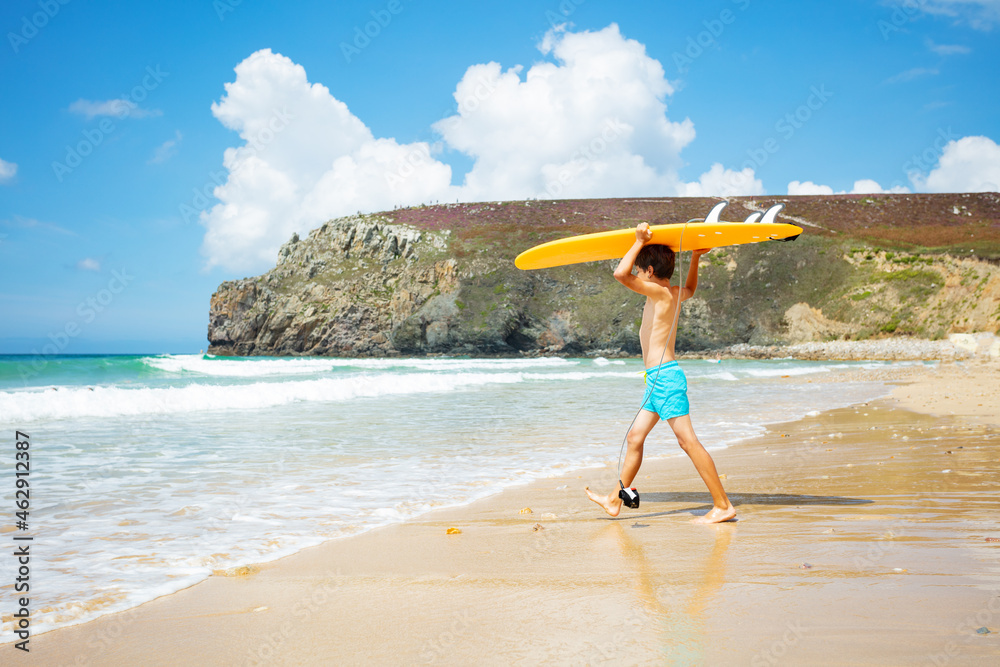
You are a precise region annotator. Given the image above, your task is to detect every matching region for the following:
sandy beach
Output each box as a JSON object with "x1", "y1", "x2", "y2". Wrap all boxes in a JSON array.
[{"x1": 25, "y1": 361, "x2": 1000, "y2": 665}]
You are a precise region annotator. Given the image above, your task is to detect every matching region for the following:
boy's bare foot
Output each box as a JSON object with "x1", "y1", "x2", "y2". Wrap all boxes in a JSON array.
[
  {"x1": 585, "y1": 486, "x2": 623, "y2": 517},
  {"x1": 691, "y1": 506, "x2": 737, "y2": 524}
]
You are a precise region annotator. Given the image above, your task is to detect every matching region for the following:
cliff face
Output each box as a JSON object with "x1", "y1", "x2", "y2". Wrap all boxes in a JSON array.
[
  {"x1": 207, "y1": 215, "x2": 643, "y2": 356},
  {"x1": 208, "y1": 195, "x2": 1000, "y2": 357}
]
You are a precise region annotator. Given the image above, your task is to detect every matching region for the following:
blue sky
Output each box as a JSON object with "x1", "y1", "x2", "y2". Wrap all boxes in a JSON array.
[{"x1": 1, "y1": 0, "x2": 998, "y2": 354}]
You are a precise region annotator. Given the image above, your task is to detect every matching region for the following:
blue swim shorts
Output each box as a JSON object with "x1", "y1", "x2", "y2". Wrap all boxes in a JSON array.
[{"x1": 640, "y1": 360, "x2": 690, "y2": 420}]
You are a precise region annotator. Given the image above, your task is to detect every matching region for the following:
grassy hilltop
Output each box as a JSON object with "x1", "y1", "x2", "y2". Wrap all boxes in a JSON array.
[{"x1": 207, "y1": 193, "x2": 1000, "y2": 357}]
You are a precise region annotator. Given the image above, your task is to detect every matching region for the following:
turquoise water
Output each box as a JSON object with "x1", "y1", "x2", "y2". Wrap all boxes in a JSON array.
[{"x1": 0, "y1": 353, "x2": 906, "y2": 638}]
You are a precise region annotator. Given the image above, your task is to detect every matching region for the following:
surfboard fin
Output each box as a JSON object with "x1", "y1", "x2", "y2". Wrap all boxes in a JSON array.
[
  {"x1": 774, "y1": 234, "x2": 801, "y2": 242},
  {"x1": 704, "y1": 201, "x2": 727, "y2": 224},
  {"x1": 759, "y1": 203, "x2": 785, "y2": 225},
  {"x1": 743, "y1": 212, "x2": 763, "y2": 223}
]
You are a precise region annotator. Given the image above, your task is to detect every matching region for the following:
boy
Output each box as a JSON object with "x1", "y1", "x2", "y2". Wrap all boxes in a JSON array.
[{"x1": 586, "y1": 222, "x2": 736, "y2": 524}]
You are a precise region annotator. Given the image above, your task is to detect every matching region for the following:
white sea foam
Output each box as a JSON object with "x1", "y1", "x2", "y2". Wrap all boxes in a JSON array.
[
  {"x1": 0, "y1": 369, "x2": 632, "y2": 423},
  {"x1": 701, "y1": 371, "x2": 740, "y2": 381},
  {"x1": 143, "y1": 354, "x2": 576, "y2": 377}
]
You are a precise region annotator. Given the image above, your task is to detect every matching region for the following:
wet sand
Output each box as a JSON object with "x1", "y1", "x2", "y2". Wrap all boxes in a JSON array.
[{"x1": 28, "y1": 362, "x2": 1000, "y2": 665}]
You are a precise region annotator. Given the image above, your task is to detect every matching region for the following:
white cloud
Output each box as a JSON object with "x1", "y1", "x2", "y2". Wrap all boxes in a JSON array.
[
  {"x1": 683, "y1": 163, "x2": 763, "y2": 197},
  {"x1": 200, "y1": 48, "x2": 455, "y2": 272},
  {"x1": 201, "y1": 27, "x2": 762, "y2": 273},
  {"x1": 787, "y1": 179, "x2": 911, "y2": 195},
  {"x1": 925, "y1": 38, "x2": 971, "y2": 55},
  {"x1": 918, "y1": 0, "x2": 1000, "y2": 28},
  {"x1": 77, "y1": 258, "x2": 101, "y2": 272},
  {"x1": 149, "y1": 131, "x2": 183, "y2": 164},
  {"x1": 0, "y1": 157, "x2": 17, "y2": 183},
  {"x1": 884, "y1": 67, "x2": 939, "y2": 84},
  {"x1": 912, "y1": 135, "x2": 1000, "y2": 192},
  {"x1": 433, "y1": 24, "x2": 702, "y2": 201},
  {"x1": 787, "y1": 180, "x2": 834, "y2": 196},
  {"x1": 847, "y1": 179, "x2": 883, "y2": 194},
  {"x1": 0, "y1": 215, "x2": 77, "y2": 236},
  {"x1": 69, "y1": 98, "x2": 161, "y2": 120}
]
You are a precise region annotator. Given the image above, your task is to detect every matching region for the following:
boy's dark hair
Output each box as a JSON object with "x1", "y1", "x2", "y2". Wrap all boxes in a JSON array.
[{"x1": 635, "y1": 244, "x2": 675, "y2": 280}]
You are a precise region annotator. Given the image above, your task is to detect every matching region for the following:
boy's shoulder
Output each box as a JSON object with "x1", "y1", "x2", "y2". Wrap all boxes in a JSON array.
[{"x1": 647, "y1": 282, "x2": 678, "y2": 300}]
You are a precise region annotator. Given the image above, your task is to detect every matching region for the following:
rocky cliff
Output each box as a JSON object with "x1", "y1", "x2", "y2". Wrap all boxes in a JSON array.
[{"x1": 207, "y1": 194, "x2": 1000, "y2": 357}]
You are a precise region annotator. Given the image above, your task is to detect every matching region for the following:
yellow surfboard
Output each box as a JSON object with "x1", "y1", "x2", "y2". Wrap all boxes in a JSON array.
[{"x1": 515, "y1": 203, "x2": 802, "y2": 270}]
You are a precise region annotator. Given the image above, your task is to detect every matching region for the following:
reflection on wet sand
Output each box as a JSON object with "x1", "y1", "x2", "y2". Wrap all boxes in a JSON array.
[{"x1": 604, "y1": 517, "x2": 734, "y2": 663}]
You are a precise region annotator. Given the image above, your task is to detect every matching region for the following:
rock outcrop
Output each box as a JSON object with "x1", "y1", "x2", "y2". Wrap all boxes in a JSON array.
[
  {"x1": 208, "y1": 215, "x2": 644, "y2": 356},
  {"x1": 208, "y1": 195, "x2": 1000, "y2": 357}
]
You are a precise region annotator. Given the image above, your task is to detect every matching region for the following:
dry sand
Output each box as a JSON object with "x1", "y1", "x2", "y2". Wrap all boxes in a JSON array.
[{"x1": 27, "y1": 362, "x2": 1000, "y2": 666}]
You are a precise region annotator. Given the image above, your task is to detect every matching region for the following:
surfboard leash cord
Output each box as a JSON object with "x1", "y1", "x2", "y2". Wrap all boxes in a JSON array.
[{"x1": 616, "y1": 218, "x2": 697, "y2": 507}]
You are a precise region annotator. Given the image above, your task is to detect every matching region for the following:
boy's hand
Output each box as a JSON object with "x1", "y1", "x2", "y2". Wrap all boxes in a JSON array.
[
  {"x1": 635, "y1": 223, "x2": 653, "y2": 244},
  {"x1": 693, "y1": 247, "x2": 711, "y2": 258}
]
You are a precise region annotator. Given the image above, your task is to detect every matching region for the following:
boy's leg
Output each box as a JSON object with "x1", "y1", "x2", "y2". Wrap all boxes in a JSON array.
[
  {"x1": 586, "y1": 409, "x2": 659, "y2": 517},
  {"x1": 666, "y1": 414, "x2": 736, "y2": 524}
]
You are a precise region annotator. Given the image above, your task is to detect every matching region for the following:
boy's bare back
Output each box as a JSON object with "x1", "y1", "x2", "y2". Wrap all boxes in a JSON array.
[{"x1": 614, "y1": 223, "x2": 706, "y2": 367}]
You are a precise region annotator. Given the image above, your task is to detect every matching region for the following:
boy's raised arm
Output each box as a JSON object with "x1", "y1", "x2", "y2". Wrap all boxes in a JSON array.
[
  {"x1": 681, "y1": 248, "x2": 710, "y2": 300},
  {"x1": 614, "y1": 223, "x2": 656, "y2": 295}
]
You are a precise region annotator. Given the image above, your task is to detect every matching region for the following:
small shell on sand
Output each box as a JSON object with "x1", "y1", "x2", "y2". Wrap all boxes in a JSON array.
[
  {"x1": 446, "y1": 527, "x2": 462, "y2": 535},
  {"x1": 532, "y1": 524, "x2": 544, "y2": 532},
  {"x1": 718, "y1": 473, "x2": 727, "y2": 480},
  {"x1": 519, "y1": 507, "x2": 533, "y2": 514}
]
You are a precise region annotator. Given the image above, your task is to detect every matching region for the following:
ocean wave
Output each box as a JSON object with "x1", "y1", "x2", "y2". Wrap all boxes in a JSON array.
[
  {"x1": 142, "y1": 354, "x2": 578, "y2": 377},
  {"x1": 700, "y1": 371, "x2": 740, "y2": 381},
  {"x1": 592, "y1": 357, "x2": 626, "y2": 366},
  {"x1": 0, "y1": 369, "x2": 632, "y2": 422}
]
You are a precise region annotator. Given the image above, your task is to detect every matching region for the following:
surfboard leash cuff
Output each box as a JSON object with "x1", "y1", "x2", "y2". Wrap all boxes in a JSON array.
[{"x1": 619, "y1": 482, "x2": 640, "y2": 509}]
